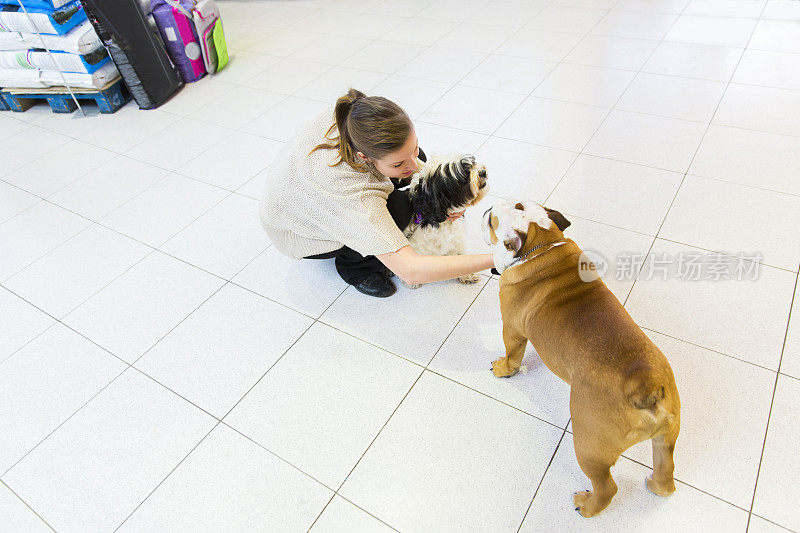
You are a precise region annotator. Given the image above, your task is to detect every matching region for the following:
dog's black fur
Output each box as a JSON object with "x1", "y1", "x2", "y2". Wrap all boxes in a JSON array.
[{"x1": 410, "y1": 155, "x2": 480, "y2": 228}]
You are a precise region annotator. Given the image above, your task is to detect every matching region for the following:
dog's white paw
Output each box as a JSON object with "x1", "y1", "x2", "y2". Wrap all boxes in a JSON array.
[
  {"x1": 402, "y1": 281, "x2": 422, "y2": 289},
  {"x1": 458, "y1": 273, "x2": 481, "y2": 284}
]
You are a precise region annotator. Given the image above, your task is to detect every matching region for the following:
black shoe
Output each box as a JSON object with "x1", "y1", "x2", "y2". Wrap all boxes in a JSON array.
[
  {"x1": 353, "y1": 272, "x2": 396, "y2": 298},
  {"x1": 379, "y1": 264, "x2": 395, "y2": 278}
]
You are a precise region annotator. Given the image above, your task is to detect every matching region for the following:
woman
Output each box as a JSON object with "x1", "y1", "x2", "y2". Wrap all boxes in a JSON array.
[{"x1": 259, "y1": 88, "x2": 495, "y2": 298}]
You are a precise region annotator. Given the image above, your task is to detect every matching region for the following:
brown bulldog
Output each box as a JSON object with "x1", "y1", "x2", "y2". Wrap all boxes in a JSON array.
[{"x1": 483, "y1": 199, "x2": 681, "y2": 517}]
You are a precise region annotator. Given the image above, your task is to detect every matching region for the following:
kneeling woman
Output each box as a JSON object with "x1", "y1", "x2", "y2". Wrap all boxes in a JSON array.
[{"x1": 259, "y1": 89, "x2": 495, "y2": 298}]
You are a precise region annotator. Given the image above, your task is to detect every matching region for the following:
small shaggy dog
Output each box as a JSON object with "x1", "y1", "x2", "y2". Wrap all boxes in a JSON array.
[{"x1": 403, "y1": 153, "x2": 489, "y2": 287}]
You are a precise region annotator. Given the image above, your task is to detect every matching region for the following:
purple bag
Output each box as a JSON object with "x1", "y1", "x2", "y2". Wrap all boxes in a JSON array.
[{"x1": 150, "y1": 0, "x2": 205, "y2": 83}]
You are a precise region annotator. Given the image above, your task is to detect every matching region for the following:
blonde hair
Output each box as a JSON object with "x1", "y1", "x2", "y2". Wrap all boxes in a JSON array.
[{"x1": 310, "y1": 88, "x2": 413, "y2": 172}]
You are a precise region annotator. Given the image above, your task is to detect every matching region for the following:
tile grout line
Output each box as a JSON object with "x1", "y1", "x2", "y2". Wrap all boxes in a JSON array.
[
  {"x1": 112, "y1": 420, "x2": 222, "y2": 533},
  {"x1": 0, "y1": 366, "x2": 129, "y2": 479},
  {"x1": 306, "y1": 495, "x2": 338, "y2": 533},
  {"x1": 423, "y1": 274, "x2": 493, "y2": 367},
  {"x1": 308, "y1": 493, "x2": 403, "y2": 533},
  {"x1": 329, "y1": 368, "x2": 426, "y2": 494},
  {"x1": 0, "y1": 136, "x2": 116, "y2": 198},
  {"x1": 745, "y1": 264, "x2": 800, "y2": 532},
  {"x1": 620, "y1": 0, "x2": 763, "y2": 309},
  {"x1": 749, "y1": 513, "x2": 800, "y2": 533},
  {"x1": 489, "y1": 0, "x2": 625, "y2": 141},
  {"x1": 0, "y1": 479, "x2": 57, "y2": 532},
  {"x1": 516, "y1": 425, "x2": 571, "y2": 532},
  {"x1": 251, "y1": 2, "x2": 432, "y2": 113},
  {"x1": 113, "y1": 309, "x2": 340, "y2": 530},
  {"x1": 639, "y1": 326, "x2": 786, "y2": 375},
  {"x1": 221, "y1": 420, "x2": 338, "y2": 492},
  {"x1": 616, "y1": 449, "x2": 761, "y2": 515},
  {"x1": 543, "y1": 0, "x2": 694, "y2": 215},
  {"x1": 424, "y1": 367, "x2": 568, "y2": 432},
  {"x1": 401, "y1": 0, "x2": 553, "y2": 137},
  {"x1": 0, "y1": 128, "x2": 73, "y2": 180}
]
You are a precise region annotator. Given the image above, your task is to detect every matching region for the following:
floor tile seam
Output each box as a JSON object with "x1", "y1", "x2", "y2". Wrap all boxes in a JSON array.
[
  {"x1": 608, "y1": 0, "x2": 697, "y2": 308},
  {"x1": 0, "y1": 250, "x2": 158, "y2": 365},
  {"x1": 0, "y1": 478, "x2": 56, "y2": 532},
  {"x1": 534, "y1": 0, "x2": 681, "y2": 205},
  {"x1": 745, "y1": 266, "x2": 799, "y2": 530},
  {"x1": 219, "y1": 419, "x2": 338, "y2": 491},
  {"x1": 422, "y1": 274, "x2": 491, "y2": 366},
  {"x1": 476, "y1": 5, "x2": 623, "y2": 155},
  {"x1": 638, "y1": 326, "x2": 785, "y2": 373},
  {"x1": 1, "y1": 133, "x2": 115, "y2": 197},
  {"x1": 629, "y1": 0, "x2": 767, "y2": 309},
  {"x1": 515, "y1": 425, "x2": 570, "y2": 532},
  {"x1": 749, "y1": 513, "x2": 799, "y2": 533},
  {"x1": 275, "y1": 10, "x2": 434, "y2": 99},
  {"x1": 0, "y1": 365, "x2": 129, "y2": 480},
  {"x1": 128, "y1": 279, "x2": 233, "y2": 368},
  {"x1": 314, "y1": 492, "x2": 402, "y2": 533},
  {"x1": 0, "y1": 129, "x2": 73, "y2": 181},
  {"x1": 677, "y1": 170, "x2": 800, "y2": 199},
  {"x1": 615, "y1": 450, "x2": 760, "y2": 514},
  {"x1": 646, "y1": 237, "x2": 800, "y2": 273},
  {"x1": 218, "y1": 318, "x2": 318, "y2": 422},
  {"x1": 422, "y1": 367, "x2": 569, "y2": 432},
  {"x1": 331, "y1": 369, "x2": 426, "y2": 495},
  {"x1": 404, "y1": 0, "x2": 551, "y2": 128},
  {"x1": 112, "y1": 421, "x2": 222, "y2": 533}
]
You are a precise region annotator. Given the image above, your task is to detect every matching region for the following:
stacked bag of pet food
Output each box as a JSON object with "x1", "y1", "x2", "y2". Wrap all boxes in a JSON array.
[
  {"x1": 149, "y1": 0, "x2": 228, "y2": 83},
  {"x1": 0, "y1": 0, "x2": 120, "y2": 90}
]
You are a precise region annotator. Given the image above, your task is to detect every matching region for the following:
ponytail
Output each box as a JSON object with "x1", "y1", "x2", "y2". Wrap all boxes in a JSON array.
[{"x1": 310, "y1": 88, "x2": 412, "y2": 172}]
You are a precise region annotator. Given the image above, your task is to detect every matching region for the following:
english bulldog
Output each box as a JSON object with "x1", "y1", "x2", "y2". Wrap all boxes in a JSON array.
[{"x1": 483, "y1": 199, "x2": 681, "y2": 517}]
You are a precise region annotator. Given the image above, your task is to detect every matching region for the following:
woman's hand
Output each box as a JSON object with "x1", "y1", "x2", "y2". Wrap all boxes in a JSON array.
[{"x1": 446, "y1": 210, "x2": 466, "y2": 221}]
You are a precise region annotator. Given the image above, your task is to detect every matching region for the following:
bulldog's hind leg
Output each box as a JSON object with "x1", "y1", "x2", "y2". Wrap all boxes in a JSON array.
[
  {"x1": 571, "y1": 427, "x2": 620, "y2": 518},
  {"x1": 492, "y1": 323, "x2": 527, "y2": 378},
  {"x1": 646, "y1": 422, "x2": 679, "y2": 496}
]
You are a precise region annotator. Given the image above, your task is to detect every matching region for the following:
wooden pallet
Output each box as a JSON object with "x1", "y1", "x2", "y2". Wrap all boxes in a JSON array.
[{"x1": 0, "y1": 78, "x2": 130, "y2": 114}]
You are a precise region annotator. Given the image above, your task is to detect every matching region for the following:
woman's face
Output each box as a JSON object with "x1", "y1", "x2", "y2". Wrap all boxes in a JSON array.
[{"x1": 360, "y1": 132, "x2": 420, "y2": 179}]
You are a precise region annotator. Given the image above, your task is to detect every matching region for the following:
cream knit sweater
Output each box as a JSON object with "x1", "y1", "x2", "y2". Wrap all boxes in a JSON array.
[{"x1": 259, "y1": 109, "x2": 410, "y2": 260}]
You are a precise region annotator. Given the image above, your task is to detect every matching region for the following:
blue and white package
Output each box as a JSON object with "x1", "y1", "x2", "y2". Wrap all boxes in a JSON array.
[{"x1": 0, "y1": 0, "x2": 86, "y2": 35}]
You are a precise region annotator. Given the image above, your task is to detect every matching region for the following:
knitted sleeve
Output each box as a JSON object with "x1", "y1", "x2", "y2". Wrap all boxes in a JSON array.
[{"x1": 305, "y1": 169, "x2": 410, "y2": 258}]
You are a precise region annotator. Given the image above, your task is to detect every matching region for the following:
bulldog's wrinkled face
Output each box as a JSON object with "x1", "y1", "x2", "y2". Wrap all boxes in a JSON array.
[{"x1": 483, "y1": 199, "x2": 571, "y2": 273}]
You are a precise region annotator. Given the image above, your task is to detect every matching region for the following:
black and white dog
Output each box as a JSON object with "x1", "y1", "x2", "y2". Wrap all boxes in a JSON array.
[{"x1": 403, "y1": 153, "x2": 489, "y2": 287}]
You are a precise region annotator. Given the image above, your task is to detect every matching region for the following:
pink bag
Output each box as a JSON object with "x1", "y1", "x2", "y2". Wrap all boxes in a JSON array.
[{"x1": 150, "y1": 0, "x2": 206, "y2": 82}]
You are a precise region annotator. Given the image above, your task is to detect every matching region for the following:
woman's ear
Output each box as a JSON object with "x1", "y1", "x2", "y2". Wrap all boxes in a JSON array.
[{"x1": 356, "y1": 151, "x2": 370, "y2": 163}]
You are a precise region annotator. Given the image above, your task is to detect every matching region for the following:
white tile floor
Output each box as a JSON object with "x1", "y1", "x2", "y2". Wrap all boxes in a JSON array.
[{"x1": 1, "y1": 0, "x2": 799, "y2": 531}]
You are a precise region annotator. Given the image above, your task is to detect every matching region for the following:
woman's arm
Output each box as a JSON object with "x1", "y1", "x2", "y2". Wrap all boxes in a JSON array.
[{"x1": 377, "y1": 246, "x2": 494, "y2": 286}]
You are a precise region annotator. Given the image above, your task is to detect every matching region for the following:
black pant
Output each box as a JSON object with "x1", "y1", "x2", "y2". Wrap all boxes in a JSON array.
[{"x1": 305, "y1": 188, "x2": 413, "y2": 284}]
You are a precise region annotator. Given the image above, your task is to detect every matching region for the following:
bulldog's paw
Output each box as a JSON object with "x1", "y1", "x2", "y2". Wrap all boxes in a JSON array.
[
  {"x1": 457, "y1": 273, "x2": 481, "y2": 284},
  {"x1": 491, "y1": 357, "x2": 519, "y2": 378},
  {"x1": 646, "y1": 475, "x2": 676, "y2": 497},
  {"x1": 573, "y1": 490, "x2": 604, "y2": 518},
  {"x1": 402, "y1": 281, "x2": 421, "y2": 290}
]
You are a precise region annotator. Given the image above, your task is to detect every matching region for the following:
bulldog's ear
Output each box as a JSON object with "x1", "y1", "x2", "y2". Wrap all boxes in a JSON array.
[{"x1": 544, "y1": 207, "x2": 571, "y2": 232}]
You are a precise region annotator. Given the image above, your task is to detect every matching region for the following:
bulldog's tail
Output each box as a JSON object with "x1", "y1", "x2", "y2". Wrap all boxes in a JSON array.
[{"x1": 624, "y1": 360, "x2": 666, "y2": 410}]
